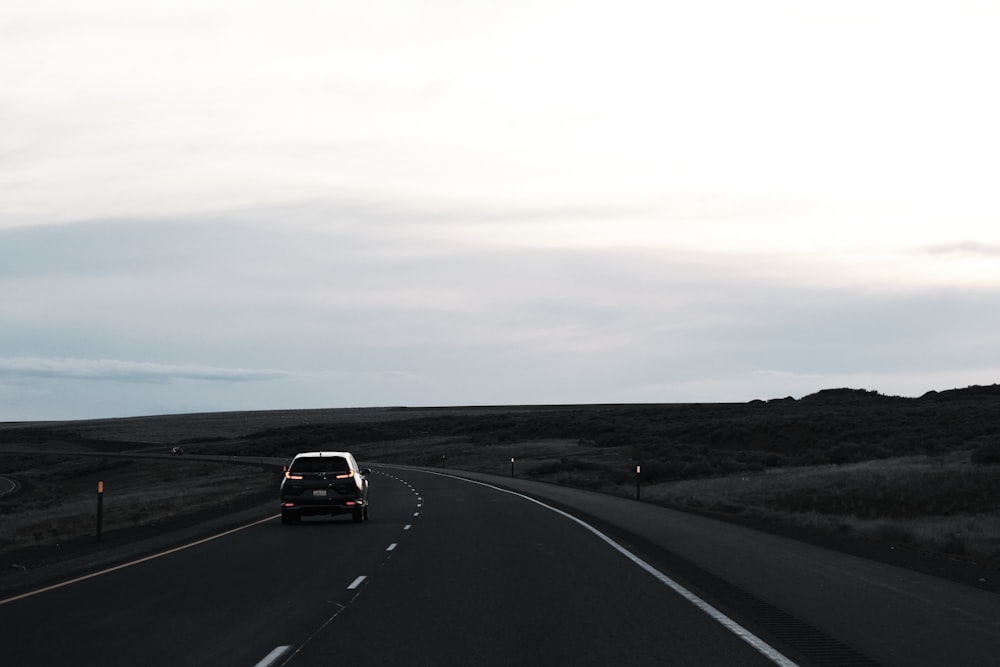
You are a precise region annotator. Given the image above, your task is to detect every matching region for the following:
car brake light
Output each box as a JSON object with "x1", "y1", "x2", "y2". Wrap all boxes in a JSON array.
[
  {"x1": 335, "y1": 470, "x2": 355, "y2": 479},
  {"x1": 285, "y1": 472, "x2": 303, "y2": 480}
]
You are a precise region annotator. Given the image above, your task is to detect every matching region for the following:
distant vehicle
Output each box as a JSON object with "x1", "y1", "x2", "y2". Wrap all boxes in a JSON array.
[
  {"x1": 171, "y1": 446, "x2": 184, "y2": 456},
  {"x1": 280, "y1": 451, "x2": 370, "y2": 525}
]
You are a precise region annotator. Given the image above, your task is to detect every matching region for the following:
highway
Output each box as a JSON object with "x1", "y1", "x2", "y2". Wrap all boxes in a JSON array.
[
  {"x1": 0, "y1": 466, "x2": 779, "y2": 666},
  {"x1": 1, "y1": 465, "x2": 999, "y2": 666}
]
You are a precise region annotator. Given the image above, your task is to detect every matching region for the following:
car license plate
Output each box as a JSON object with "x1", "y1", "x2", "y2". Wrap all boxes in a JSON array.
[{"x1": 312, "y1": 489, "x2": 327, "y2": 497}]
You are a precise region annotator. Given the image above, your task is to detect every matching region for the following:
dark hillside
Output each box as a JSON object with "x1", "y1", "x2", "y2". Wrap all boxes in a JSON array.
[
  {"x1": 7, "y1": 385, "x2": 998, "y2": 481},
  {"x1": 258, "y1": 385, "x2": 997, "y2": 470}
]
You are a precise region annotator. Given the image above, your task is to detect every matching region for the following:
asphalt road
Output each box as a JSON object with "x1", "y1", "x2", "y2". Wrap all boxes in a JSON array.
[
  {"x1": 0, "y1": 466, "x2": 780, "y2": 666},
  {"x1": 3, "y1": 464, "x2": 999, "y2": 666},
  {"x1": 454, "y1": 469, "x2": 1000, "y2": 667}
]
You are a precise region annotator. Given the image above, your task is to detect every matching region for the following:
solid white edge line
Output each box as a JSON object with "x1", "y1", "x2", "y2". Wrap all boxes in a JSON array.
[
  {"x1": 408, "y1": 468, "x2": 799, "y2": 667},
  {"x1": 254, "y1": 645, "x2": 292, "y2": 667},
  {"x1": 347, "y1": 575, "x2": 367, "y2": 590},
  {"x1": 387, "y1": 543, "x2": 398, "y2": 552},
  {"x1": 0, "y1": 514, "x2": 279, "y2": 607}
]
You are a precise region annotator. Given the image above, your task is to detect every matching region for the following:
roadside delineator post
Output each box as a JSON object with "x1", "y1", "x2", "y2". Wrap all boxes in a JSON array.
[
  {"x1": 510, "y1": 457, "x2": 515, "y2": 478},
  {"x1": 96, "y1": 481, "x2": 104, "y2": 543},
  {"x1": 635, "y1": 465, "x2": 641, "y2": 500}
]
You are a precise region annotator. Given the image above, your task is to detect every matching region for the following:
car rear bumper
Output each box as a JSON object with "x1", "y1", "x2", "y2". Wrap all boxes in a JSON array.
[{"x1": 280, "y1": 497, "x2": 367, "y2": 516}]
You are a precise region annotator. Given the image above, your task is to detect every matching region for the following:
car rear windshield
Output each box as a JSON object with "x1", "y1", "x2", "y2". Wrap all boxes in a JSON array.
[{"x1": 290, "y1": 456, "x2": 350, "y2": 474}]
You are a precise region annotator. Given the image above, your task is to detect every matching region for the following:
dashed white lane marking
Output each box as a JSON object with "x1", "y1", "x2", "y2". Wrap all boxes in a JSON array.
[
  {"x1": 279, "y1": 471, "x2": 417, "y2": 666},
  {"x1": 254, "y1": 645, "x2": 292, "y2": 667},
  {"x1": 408, "y1": 469, "x2": 798, "y2": 667}
]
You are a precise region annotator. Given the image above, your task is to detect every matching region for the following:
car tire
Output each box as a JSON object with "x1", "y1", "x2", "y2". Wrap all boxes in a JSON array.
[
  {"x1": 352, "y1": 508, "x2": 364, "y2": 523},
  {"x1": 281, "y1": 510, "x2": 299, "y2": 525}
]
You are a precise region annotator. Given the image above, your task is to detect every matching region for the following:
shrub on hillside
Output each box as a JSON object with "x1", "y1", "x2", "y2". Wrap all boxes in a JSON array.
[
  {"x1": 528, "y1": 457, "x2": 602, "y2": 476},
  {"x1": 971, "y1": 440, "x2": 1000, "y2": 465},
  {"x1": 829, "y1": 442, "x2": 862, "y2": 465}
]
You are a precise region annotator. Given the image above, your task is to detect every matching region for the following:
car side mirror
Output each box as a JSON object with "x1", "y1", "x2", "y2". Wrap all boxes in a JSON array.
[{"x1": 361, "y1": 468, "x2": 372, "y2": 476}]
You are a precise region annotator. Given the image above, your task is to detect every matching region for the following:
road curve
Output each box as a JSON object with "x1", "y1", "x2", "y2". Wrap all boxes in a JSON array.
[
  {"x1": 0, "y1": 476, "x2": 17, "y2": 497},
  {"x1": 435, "y1": 467, "x2": 1000, "y2": 667},
  {"x1": 286, "y1": 468, "x2": 782, "y2": 667},
  {"x1": 2, "y1": 462, "x2": 998, "y2": 666},
  {"x1": 0, "y1": 466, "x2": 780, "y2": 666}
]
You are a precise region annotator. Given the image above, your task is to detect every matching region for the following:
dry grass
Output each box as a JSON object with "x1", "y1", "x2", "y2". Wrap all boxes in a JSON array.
[
  {"x1": 351, "y1": 436, "x2": 629, "y2": 475},
  {"x1": 633, "y1": 453, "x2": 1000, "y2": 564},
  {"x1": 0, "y1": 456, "x2": 278, "y2": 554}
]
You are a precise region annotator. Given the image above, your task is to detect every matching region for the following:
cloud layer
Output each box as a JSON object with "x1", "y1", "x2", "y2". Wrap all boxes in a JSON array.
[
  {"x1": 0, "y1": 356, "x2": 288, "y2": 384},
  {"x1": 3, "y1": 2, "x2": 1000, "y2": 419},
  {"x1": 2, "y1": 213, "x2": 999, "y2": 420}
]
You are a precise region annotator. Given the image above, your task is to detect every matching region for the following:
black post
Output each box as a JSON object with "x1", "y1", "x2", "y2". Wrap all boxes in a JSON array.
[
  {"x1": 510, "y1": 457, "x2": 515, "y2": 478},
  {"x1": 635, "y1": 465, "x2": 641, "y2": 500},
  {"x1": 96, "y1": 480, "x2": 104, "y2": 542}
]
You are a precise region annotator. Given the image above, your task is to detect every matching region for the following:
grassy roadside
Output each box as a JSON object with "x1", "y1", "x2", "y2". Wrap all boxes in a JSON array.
[
  {"x1": 612, "y1": 453, "x2": 1000, "y2": 566},
  {"x1": 0, "y1": 455, "x2": 279, "y2": 556}
]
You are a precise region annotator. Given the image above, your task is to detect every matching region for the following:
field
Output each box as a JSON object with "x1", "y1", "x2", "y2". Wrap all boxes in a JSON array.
[
  {"x1": 0, "y1": 453, "x2": 277, "y2": 557},
  {"x1": 2, "y1": 385, "x2": 1000, "y2": 571}
]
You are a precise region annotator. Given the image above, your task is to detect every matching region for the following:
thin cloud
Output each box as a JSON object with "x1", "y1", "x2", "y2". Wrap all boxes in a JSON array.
[
  {"x1": 923, "y1": 241, "x2": 1000, "y2": 257},
  {"x1": 0, "y1": 356, "x2": 290, "y2": 384}
]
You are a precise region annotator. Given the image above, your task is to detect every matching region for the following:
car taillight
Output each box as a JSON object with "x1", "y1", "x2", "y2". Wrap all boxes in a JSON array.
[
  {"x1": 283, "y1": 502, "x2": 295, "y2": 507},
  {"x1": 285, "y1": 472, "x2": 303, "y2": 480},
  {"x1": 335, "y1": 470, "x2": 355, "y2": 479}
]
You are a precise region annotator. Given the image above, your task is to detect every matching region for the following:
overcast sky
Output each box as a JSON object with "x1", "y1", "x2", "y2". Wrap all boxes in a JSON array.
[{"x1": 2, "y1": 1, "x2": 999, "y2": 421}]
